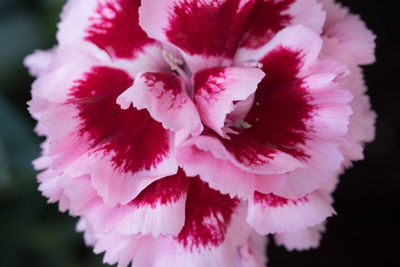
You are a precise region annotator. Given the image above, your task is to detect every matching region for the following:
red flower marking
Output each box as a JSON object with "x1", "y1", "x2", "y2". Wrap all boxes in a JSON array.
[
  {"x1": 220, "y1": 133, "x2": 277, "y2": 166},
  {"x1": 69, "y1": 66, "x2": 170, "y2": 173},
  {"x1": 194, "y1": 67, "x2": 228, "y2": 101},
  {"x1": 254, "y1": 191, "x2": 309, "y2": 207},
  {"x1": 131, "y1": 168, "x2": 189, "y2": 208},
  {"x1": 177, "y1": 176, "x2": 239, "y2": 250},
  {"x1": 244, "y1": 46, "x2": 313, "y2": 159},
  {"x1": 241, "y1": 0, "x2": 294, "y2": 48},
  {"x1": 142, "y1": 72, "x2": 184, "y2": 109},
  {"x1": 167, "y1": 0, "x2": 255, "y2": 57},
  {"x1": 86, "y1": 0, "x2": 155, "y2": 59}
]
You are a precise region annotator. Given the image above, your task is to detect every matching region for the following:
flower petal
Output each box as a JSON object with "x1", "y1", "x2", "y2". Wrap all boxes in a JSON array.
[
  {"x1": 58, "y1": 0, "x2": 156, "y2": 60},
  {"x1": 274, "y1": 140, "x2": 343, "y2": 198},
  {"x1": 139, "y1": 0, "x2": 256, "y2": 72},
  {"x1": 59, "y1": 170, "x2": 189, "y2": 236},
  {"x1": 239, "y1": 0, "x2": 325, "y2": 49},
  {"x1": 117, "y1": 71, "x2": 202, "y2": 133},
  {"x1": 24, "y1": 48, "x2": 56, "y2": 77},
  {"x1": 193, "y1": 66, "x2": 265, "y2": 137},
  {"x1": 235, "y1": 26, "x2": 352, "y2": 198},
  {"x1": 236, "y1": 232, "x2": 268, "y2": 267},
  {"x1": 177, "y1": 134, "x2": 301, "y2": 199},
  {"x1": 69, "y1": 67, "x2": 176, "y2": 204},
  {"x1": 115, "y1": 169, "x2": 189, "y2": 236},
  {"x1": 31, "y1": 63, "x2": 178, "y2": 206},
  {"x1": 84, "y1": 179, "x2": 251, "y2": 267},
  {"x1": 321, "y1": 0, "x2": 376, "y2": 65},
  {"x1": 236, "y1": 27, "x2": 323, "y2": 159},
  {"x1": 247, "y1": 190, "x2": 334, "y2": 235},
  {"x1": 37, "y1": 170, "x2": 71, "y2": 212},
  {"x1": 274, "y1": 222, "x2": 326, "y2": 251}
]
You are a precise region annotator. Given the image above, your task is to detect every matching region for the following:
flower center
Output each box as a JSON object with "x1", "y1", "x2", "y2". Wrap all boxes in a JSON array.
[{"x1": 162, "y1": 49, "x2": 193, "y2": 95}]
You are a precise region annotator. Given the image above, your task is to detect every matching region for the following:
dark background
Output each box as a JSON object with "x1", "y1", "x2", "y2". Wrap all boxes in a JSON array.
[{"x1": 0, "y1": 0, "x2": 398, "y2": 266}]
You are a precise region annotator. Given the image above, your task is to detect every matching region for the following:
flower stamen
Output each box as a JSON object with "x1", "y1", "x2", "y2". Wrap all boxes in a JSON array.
[{"x1": 162, "y1": 49, "x2": 193, "y2": 95}]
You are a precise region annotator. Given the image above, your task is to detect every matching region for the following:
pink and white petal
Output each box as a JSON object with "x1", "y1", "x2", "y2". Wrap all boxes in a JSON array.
[
  {"x1": 307, "y1": 102, "x2": 353, "y2": 140},
  {"x1": 24, "y1": 48, "x2": 56, "y2": 77},
  {"x1": 92, "y1": 231, "x2": 153, "y2": 267},
  {"x1": 33, "y1": 65, "x2": 178, "y2": 206},
  {"x1": 227, "y1": 93, "x2": 256, "y2": 122},
  {"x1": 33, "y1": 147, "x2": 51, "y2": 171},
  {"x1": 177, "y1": 135, "x2": 300, "y2": 199},
  {"x1": 274, "y1": 222, "x2": 326, "y2": 251},
  {"x1": 255, "y1": 173, "x2": 287, "y2": 195},
  {"x1": 57, "y1": 0, "x2": 98, "y2": 45},
  {"x1": 58, "y1": 174, "x2": 98, "y2": 215},
  {"x1": 60, "y1": 171, "x2": 188, "y2": 236},
  {"x1": 139, "y1": 0, "x2": 256, "y2": 73},
  {"x1": 76, "y1": 219, "x2": 98, "y2": 247},
  {"x1": 85, "y1": 202, "x2": 129, "y2": 234},
  {"x1": 34, "y1": 151, "x2": 71, "y2": 211},
  {"x1": 341, "y1": 95, "x2": 376, "y2": 166},
  {"x1": 237, "y1": 55, "x2": 352, "y2": 199},
  {"x1": 53, "y1": 174, "x2": 128, "y2": 233},
  {"x1": 235, "y1": 25, "x2": 322, "y2": 77},
  {"x1": 85, "y1": 180, "x2": 251, "y2": 267},
  {"x1": 36, "y1": 105, "x2": 87, "y2": 169},
  {"x1": 117, "y1": 71, "x2": 201, "y2": 133},
  {"x1": 303, "y1": 77, "x2": 353, "y2": 140},
  {"x1": 240, "y1": 59, "x2": 315, "y2": 161},
  {"x1": 285, "y1": 0, "x2": 325, "y2": 34},
  {"x1": 28, "y1": 47, "x2": 104, "y2": 104},
  {"x1": 236, "y1": 231, "x2": 268, "y2": 267},
  {"x1": 177, "y1": 140, "x2": 262, "y2": 199},
  {"x1": 275, "y1": 140, "x2": 344, "y2": 199},
  {"x1": 321, "y1": 0, "x2": 376, "y2": 65},
  {"x1": 28, "y1": 45, "x2": 165, "y2": 128},
  {"x1": 66, "y1": 66, "x2": 177, "y2": 205},
  {"x1": 152, "y1": 196, "x2": 251, "y2": 267},
  {"x1": 37, "y1": 170, "x2": 70, "y2": 212},
  {"x1": 240, "y1": 0, "x2": 325, "y2": 49},
  {"x1": 28, "y1": 96, "x2": 52, "y2": 123},
  {"x1": 193, "y1": 66, "x2": 265, "y2": 137},
  {"x1": 65, "y1": 142, "x2": 177, "y2": 206},
  {"x1": 57, "y1": 0, "x2": 160, "y2": 61},
  {"x1": 247, "y1": 190, "x2": 334, "y2": 235},
  {"x1": 334, "y1": 66, "x2": 376, "y2": 167},
  {"x1": 114, "y1": 169, "x2": 189, "y2": 236}
]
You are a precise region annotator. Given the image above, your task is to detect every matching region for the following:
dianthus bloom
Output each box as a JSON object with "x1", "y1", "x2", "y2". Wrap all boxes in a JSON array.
[{"x1": 25, "y1": 0, "x2": 375, "y2": 266}]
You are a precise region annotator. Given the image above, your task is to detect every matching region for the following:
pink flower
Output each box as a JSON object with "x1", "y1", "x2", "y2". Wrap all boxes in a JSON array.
[{"x1": 25, "y1": 0, "x2": 375, "y2": 266}]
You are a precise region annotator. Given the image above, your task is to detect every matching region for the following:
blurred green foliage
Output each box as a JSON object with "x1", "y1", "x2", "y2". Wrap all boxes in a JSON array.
[{"x1": 0, "y1": 1, "x2": 106, "y2": 266}]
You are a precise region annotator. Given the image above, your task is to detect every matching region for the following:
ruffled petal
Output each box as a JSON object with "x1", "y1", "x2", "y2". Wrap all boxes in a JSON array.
[
  {"x1": 247, "y1": 190, "x2": 334, "y2": 235},
  {"x1": 58, "y1": 0, "x2": 158, "y2": 60},
  {"x1": 274, "y1": 222, "x2": 326, "y2": 251},
  {"x1": 239, "y1": 0, "x2": 325, "y2": 50},
  {"x1": 139, "y1": 0, "x2": 256, "y2": 72},
  {"x1": 117, "y1": 71, "x2": 202, "y2": 133},
  {"x1": 235, "y1": 26, "x2": 353, "y2": 198},
  {"x1": 235, "y1": 25, "x2": 322, "y2": 76},
  {"x1": 37, "y1": 170, "x2": 71, "y2": 212},
  {"x1": 59, "y1": 169, "x2": 189, "y2": 236},
  {"x1": 193, "y1": 66, "x2": 265, "y2": 137},
  {"x1": 236, "y1": 231, "x2": 268, "y2": 267},
  {"x1": 82, "y1": 178, "x2": 251, "y2": 267},
  {"x1": 177, "y1": 134, "x2": 301, "y2": 199},
  {"x1": 30, "y1": 62, "x2": 178, "y2": 206},
  {"x1": 115, "y1": 169, "x2": 189, "y2": 236},
  {"x1": 321, "y1": 4, "x2": 377, "y2": 166},
  {"x1": 24, "y1": 48, "x2": 56, "y2": 77},
  {"x1": 274, "y1": 140, "x2": 343, "y2": 198},
  {"x1": 321, "y1": 0, "x2": 376, "y2": 65}
]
